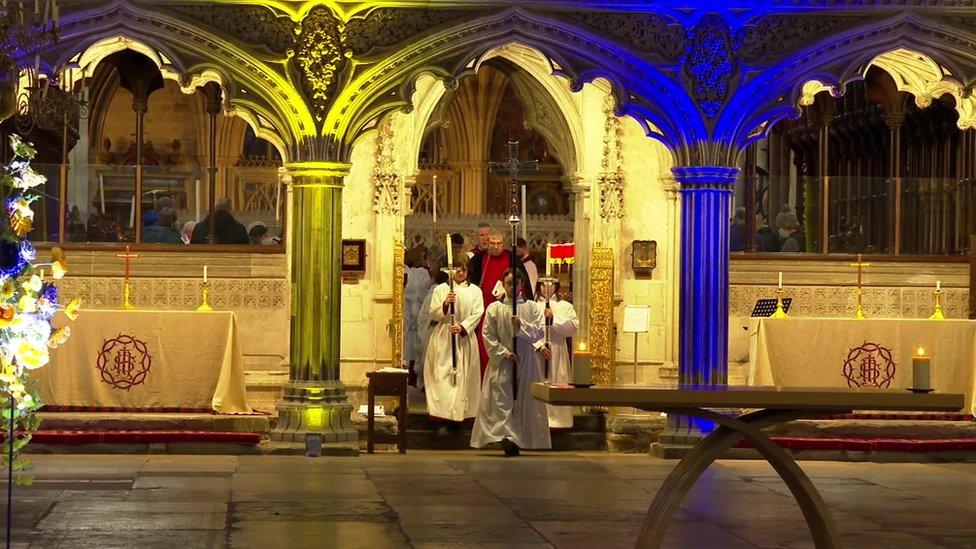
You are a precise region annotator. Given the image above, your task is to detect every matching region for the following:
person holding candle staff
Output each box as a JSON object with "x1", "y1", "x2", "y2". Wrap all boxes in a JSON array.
[
  {"x1": 536, "y1": 278, "x2": 578, "y2": 428},
  {"x1": 424, "y1": 258, "x2": 483, "y2": 435},
  {"x1": 471, "y1": 268, "x2": 551, "y2": 456}
]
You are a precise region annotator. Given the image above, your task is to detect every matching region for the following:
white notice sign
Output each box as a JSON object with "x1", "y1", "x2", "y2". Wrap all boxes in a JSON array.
[{"x1": 622, "y1": 305, "x2": 651, "y2": 334}]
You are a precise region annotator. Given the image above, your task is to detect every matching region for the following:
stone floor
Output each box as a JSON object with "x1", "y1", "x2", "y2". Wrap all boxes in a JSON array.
[{"x1": 2, "y1": 452, "x2": 975, "y2": 548}]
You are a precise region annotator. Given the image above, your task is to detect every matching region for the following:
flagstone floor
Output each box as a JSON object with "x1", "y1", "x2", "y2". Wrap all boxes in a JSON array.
[{"x1": 2, "y1": 452, "x2": 975, "y2": 548}]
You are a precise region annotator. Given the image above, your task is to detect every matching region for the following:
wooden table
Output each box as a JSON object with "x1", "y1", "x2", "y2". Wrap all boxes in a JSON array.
[
  {"x1": 531, "y1": 383, "x2": 965, "y2": 549},
  {"x1": 365, "y1": 371, "x2": 408, "y2": 454}
]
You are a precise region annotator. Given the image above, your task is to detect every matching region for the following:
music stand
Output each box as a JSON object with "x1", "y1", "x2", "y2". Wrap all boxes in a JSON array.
[{"x1": 751, "y1": 298, "x2": 792, "y2": 317}]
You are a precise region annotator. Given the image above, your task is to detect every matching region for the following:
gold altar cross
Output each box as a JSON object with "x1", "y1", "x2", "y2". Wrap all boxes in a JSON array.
[
  {"x1": 848, "y1": 253, "x2": 870, "y2": 319},
  {"x1": 116, "y1": 245, "x2": 139, "y2": 281},
  {"x1": 848, "y1": 253, "x2": 870, "y2": 290}
]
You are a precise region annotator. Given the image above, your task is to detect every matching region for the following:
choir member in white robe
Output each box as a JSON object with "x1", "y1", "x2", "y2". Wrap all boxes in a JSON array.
[
  {"x1": 471, "y1": 269, "x2": 551, "y2": 455},
  {"x1": 538, "y1": 282, "x2": 578, "y2": 429},
  {"x1": 416, "y1": 270, "x2": 450, "y2": 392},
  {"x1": 424, "y1": 262, "x2": 484, "y2": 422},
  {"x1": 404, "y1": 257, "x2": 431, "y2": 383}
]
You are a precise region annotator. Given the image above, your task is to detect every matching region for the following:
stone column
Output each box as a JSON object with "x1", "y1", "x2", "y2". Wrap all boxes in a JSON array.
[
  {"x1": 653, "y1": 165, "x2": 738, "y2": 456},
  {"x1": 271, "y1": 161, "x2": 357, "y2": 452}
]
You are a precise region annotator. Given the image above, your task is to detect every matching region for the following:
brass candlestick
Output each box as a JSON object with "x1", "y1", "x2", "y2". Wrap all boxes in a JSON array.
[
  {"x1": 122, "y1": 279, "x2": 136, "y2": 310},
  {"x1": 196, "y1": 282, "x2": 214, "y2": 312},
  {"x1": 770, "y1": 288, "x2": 788, "y2": 319},
  {"x1": 854, "y1": 288, "x2": 867, "y2": 320},
  {"x1": 929, "y1": 290, "x2": 945, "y2": 320}
]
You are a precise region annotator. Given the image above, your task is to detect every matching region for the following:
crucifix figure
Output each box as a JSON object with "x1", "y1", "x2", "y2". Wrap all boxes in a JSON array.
[
  {"x1": 488, "y1": 141, "x2": 539, "y2": 401},
  {"x1": 848, "y1": 253, "x2": 870, "y2": 319},
  {"x1": 116, "y1": 245, "x2": 139, "y2": 310}
]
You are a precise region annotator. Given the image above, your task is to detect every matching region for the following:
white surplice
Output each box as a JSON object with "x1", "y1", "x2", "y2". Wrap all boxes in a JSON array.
[
  {"x1": 423, "y1": 281, "x2": 484, "y2": 421},
  {"x1": 415, "y1": 285, "x2": 438, "y2": 390},
  {"x1": 470, "y1": 297, "x2": 551, "y2": 450},
  {"x1": 540, "y1": 297, "x2": 579, "y2": 428},
  {"x1": 403, "y1": 266, "x2": 431, "y2": 365}
]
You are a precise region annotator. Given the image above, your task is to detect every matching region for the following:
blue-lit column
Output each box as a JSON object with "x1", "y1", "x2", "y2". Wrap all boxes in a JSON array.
[
  {"x1": 674, "y1": 166, "x2": 739, "y2": 385},
  {"x1": 653, "y1": 165, "x2": 739, "y2": 455}
]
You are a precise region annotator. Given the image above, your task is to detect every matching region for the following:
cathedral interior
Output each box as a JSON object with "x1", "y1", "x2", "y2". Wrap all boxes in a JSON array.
[{"x1": 1, "y1": 1, "x2": 976, "y2": 546}]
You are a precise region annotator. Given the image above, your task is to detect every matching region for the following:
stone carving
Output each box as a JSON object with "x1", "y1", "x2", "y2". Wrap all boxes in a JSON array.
[
  {"x1": 598, "y1": 96, "x2": 624, "y2": 220},
  {"x1": 563, "y1": 11, "x2": 684, "y2": 61},
  {"x1": 56, "y1": 277, "x2": 289, "y2": 311},
  {"x1": 683, "y1": 13, "x2": 735, "y2": 119},
  {"x1": 294, "y1": 6, "x2": 350, "y2": 123},
  {"x1": 729, "y1": 284, "x2": 968, "y2": 320},
  {"x1": 345, "y1": 8, "x2": 474, "y2": 56},
  {"x1": 589, "y1": 247, "x2": 616, "y2": 386},
  {"x1": 167, "y1": 4, "x2": 295, "y2": 55},
  {"x1": 739, "y1": 15, "x2": 874, "y2": 64},
  {"x1": 372, "y1": 117, "x2": 401, "y2": 215}
]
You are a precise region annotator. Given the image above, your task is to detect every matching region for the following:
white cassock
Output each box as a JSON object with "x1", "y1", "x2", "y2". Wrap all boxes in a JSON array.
[
  {"x1": 423, "y1": 281, "x2": 484, "y2": 421},
  {"x1": 415, "y1": 285, "x2": 438, "y2": 390},
  {"x1": 403, "y1": 266, "x2": 431, "y2": 365},
  {"x1": 470, "y1": 297, "x2": 551, "y2": 450},
  {"x1": 540, "y1": 297, "x2": 579, "y2": 428}
]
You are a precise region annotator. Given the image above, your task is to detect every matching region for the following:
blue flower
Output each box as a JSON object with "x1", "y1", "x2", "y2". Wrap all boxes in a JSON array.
[
  {"x1": 0, "y1": 240, "x2": 26, "y2": 278},
  {"x1": 40, "y1": 282, "x2": 57, "y2": 303},
  {"x1": 19, "y1": 241, "x2": 35, "y2": 262}
]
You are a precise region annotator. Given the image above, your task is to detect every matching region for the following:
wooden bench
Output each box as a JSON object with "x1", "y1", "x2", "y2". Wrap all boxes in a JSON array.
[
  {"x1": 365, "y1": 371, "x2": 408, "y2": 454},
  {"x1": 532, "y1": 383, "x2": 965, "y2": 549}
]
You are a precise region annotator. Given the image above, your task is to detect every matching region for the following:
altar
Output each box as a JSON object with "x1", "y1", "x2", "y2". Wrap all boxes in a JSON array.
[
  {"x1": 748, "y1": 318, "x2": 976, "y2": 415},
  {"x1": 34, "y1": 310, "x2": 251, "y2": 414}
]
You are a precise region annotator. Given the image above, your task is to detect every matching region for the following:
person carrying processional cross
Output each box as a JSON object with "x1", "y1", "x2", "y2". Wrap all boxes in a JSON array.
[
  {"x1": 535, "y1": 278, "x2": 578, "y2": 429},
  {"x1": 468, "y1": 230, "x2": 534, "y2": 379},
  {"x1": 423, "y1": 258, "x2": 484, "y2": 437},
  {"x1": 471, "y1": 268, "x2": 551, "y2": 456}
]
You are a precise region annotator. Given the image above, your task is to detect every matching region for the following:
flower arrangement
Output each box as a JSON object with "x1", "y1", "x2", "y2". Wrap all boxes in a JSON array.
[{"x1": 0, "y1": 135, "x2": 77, "y2": 482}]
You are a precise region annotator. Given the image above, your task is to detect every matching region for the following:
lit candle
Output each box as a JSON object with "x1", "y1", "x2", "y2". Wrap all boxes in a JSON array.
[
  {"x1": 128, "y1": 195, "x2": 135, "y2": 228},
  {"x1": 445, "y1": 233, "x2": 453, "y2": 268},
  {"x1": 431, "y1": 175, "x2": 437, "y2": 224},
  {"x1": 275, "y1": 174, "x2": 282, "y2": 222},
  {"x1": 913, "y1": 346, "x2": 931, "y2": 391},
  {"x1": 194, "y1": 179, "x2": 201, "y2": 221},
  {"x1": 546, "y1": 244, "x2": 552, "y2": 277},
  {"x1": 521, "y1": 185, "x2": 527, "y2": 240},
  {"x1": 936, "y1": 280, "x2": 941, "y2": 292},
  {"x1": 778, "y1": 271, "x2": 783, "y2": 289},
  {"x1": 572, "y1": 341, "x2": 591, "y2": 387},
  {"x1": 203, "y1": 265, "x2": 208, "y2": 284}
]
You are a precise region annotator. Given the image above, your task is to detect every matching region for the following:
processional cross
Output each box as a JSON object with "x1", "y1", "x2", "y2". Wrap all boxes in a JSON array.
[
  {"x1": 848, "y1": 253, "x2": 871, "y2": 319},
  {"x1": 116, "y1": 245, "x2": 139, "y2": 310},
  {"x1": 488, "y1": 141, "x2": 539, "y2": 401}
]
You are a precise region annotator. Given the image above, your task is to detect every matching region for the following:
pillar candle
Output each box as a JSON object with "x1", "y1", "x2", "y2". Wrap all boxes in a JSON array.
[
  {"x1": 431, "y1": 175, "x2": 437, "y2": 223},
  {"x1": 128, "y1": 196, "x2": 135, "y2": 228},
  {"x1": 203, "y1": 265, "x2": 208, "y2": 284},
  {"x1": 546, "y1": 244, "x2": 552, "y2": 277},
  {"x1": 936, "y1": 280, "x2": 941, "y2": 292},
  {"x1": 913, "y1": 347, "x2": 931, "y2": 390},
  {"x1": 778, "y1": 271, "x2": 783, "y2": 289},
  {"x1": 445, "y1": 233, "x2": 453, "y2": 267},
  {"x1": 572, "y1": 341, "x2": 591, "y2": 386},
  {"x1": 194, "y1": 179, "x2": 201, "y2": 221}
]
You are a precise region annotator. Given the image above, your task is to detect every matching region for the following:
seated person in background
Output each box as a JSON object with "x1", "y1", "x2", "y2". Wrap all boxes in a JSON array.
[
  {"x1": 247, "y1": 221, "x2": 269, "y2": 245},
  {"x1": 191, "y1": 197, "x2": 249, "y2": 244},
  {"x1": 142, "y1": 207, "x2": 181, "y2": 244}
]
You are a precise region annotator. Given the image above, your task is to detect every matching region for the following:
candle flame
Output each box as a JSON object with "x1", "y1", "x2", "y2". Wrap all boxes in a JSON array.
[
  {"x1": 577, "y1": 341, "x2": 587, "y2": 352},
  {"x1": 916, "y1": 346, "x2": 926, "y2": 357}
]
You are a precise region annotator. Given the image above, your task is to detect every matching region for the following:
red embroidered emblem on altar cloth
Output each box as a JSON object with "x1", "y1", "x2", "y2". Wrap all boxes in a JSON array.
[
  {"x1": 96, "y1": 334, "x2": 152, "y2": 390},
  {"x1": 842, "y1": 341, "x2": 896, "y2": 389}
]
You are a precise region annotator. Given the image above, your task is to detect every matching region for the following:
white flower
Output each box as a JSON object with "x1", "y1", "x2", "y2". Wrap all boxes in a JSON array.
[{"x1": 13, "y1": 167, "x2": 46, "y2": 190}]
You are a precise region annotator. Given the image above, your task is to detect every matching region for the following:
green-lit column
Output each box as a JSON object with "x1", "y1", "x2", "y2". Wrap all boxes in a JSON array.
[{"x1": 271, "y1": 161, "x2": 357, "y2": 449}]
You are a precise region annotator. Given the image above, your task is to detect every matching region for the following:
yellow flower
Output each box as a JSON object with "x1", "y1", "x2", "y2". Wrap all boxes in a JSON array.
[
  {"x1": 14, "y1": 339, "x2": 48, "y2": 370},
  {"x1": 17, "y1": 295, "x2": 36, "y2": 313},
  {"x1": 51, "y1": 247, "x2": 68, "y2": 279},
  {"x1": 22, "y1": 274, "x2": 41, "y2": 293},
  {"x1": 64, "y1": 298, "x2": 81, "y2": 321},
  {"x1": 0, "y1": 305, "x2": 15, "y2": 328},
  {"x1": 1, "y1": 280, "x2": 14, "y2": 300},
  {"x1": 8, "y1": 198, "x2": 33, "y2": 238},
  {"x1": 47, "y1": 325, "x2": 70, "y2": 349}
]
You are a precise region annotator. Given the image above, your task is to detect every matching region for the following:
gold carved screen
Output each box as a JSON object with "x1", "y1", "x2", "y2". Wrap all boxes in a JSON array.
[
  {"x1": 589, "y1": 247, "x2": 615, "y2": 384},
  {"x1": 390, "y1": 243, "x2": 405, "y2": 367}
]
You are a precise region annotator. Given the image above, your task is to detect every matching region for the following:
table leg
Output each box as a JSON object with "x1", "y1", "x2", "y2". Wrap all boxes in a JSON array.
[
  {"x1": 637, "y1": 408, "x2": 841, "y2": 549},
  {"x1": 367, "y1": 386, "x2": 375, "y2": 455}
]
